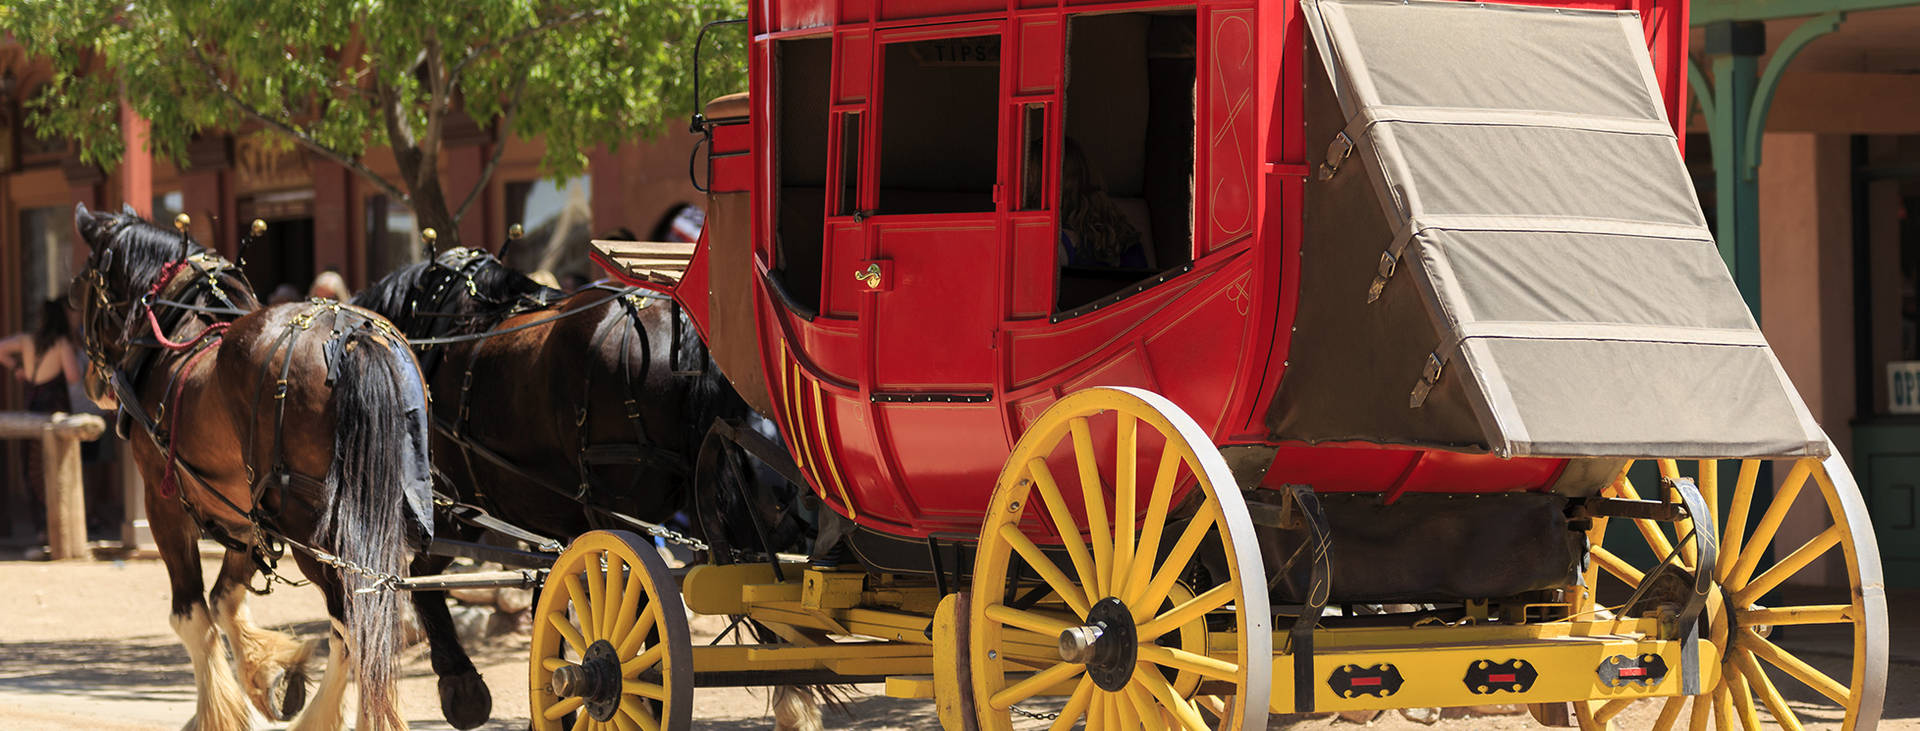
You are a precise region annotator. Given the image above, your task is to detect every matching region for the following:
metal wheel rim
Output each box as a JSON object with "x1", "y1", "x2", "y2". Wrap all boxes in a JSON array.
[
  {"x1": 1581, "y1": 452, "x2": 1886, "y2": 730},
  {"x1": 968, "y1": 386, "x2": 1272, "y2": 731},
  {"x1": 530, "y1": 530, "x2": 694, "y2": 731}
]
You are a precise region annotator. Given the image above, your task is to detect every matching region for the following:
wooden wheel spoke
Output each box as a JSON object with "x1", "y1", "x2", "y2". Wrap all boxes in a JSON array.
[
  {"x1": 1650, "y1": 695, "x2": 1686, "y2": 731},
  {"x1": 562, "y1": 573, "x2": 595, "y2": 641},
  {"x1": 999, "y1": 524, "x2": 1093, "y2": 617},
  {"x1": 623, "y1": 679, "x2": 670, "y2": 701},
  {"x1": 1729, "y1": 460, "x2": 1814, "y2": 589},
  {"x1": 1740, "y1": 604, "x2": 1854, "y2": 627},
  {"x1": 617, "y1": 604, "x2": 658, "y2": 659},
  {"x1": 572, "y1": 712, "x2": 594, "y2": 731},
  {"x1": 549, "y1": 612, "x2": 589, "y2": 655},
  {"x1": 1742, "y1": 628, "x2": 1851, "y2": 704},
  {"x1": 542, "y1": 657, "x2": 572, "y2": 672},
  {"x1": 1616, "y1": 476, "x2": 1680, "y2": 561},
  {"x1": 1137, "y1": 644, "x2": 1238, "y2": 682},
  {"x1": 1593, "y1": 697, "x2": 1633, "y2": 725},
  {"x1": 1029, "y1": 457, "x2": 1104, "y2": 602},
  {"x1": 1735, "y1": 650, "x2": 1806, "y2": 731},
  {"x1": 1124, "y1": 679, "x2": 1172, "y2": 731},
  {"x1": 1136, "y1": 669, "x2": 1207, "y2": 730},
  {"x1": 1139, "y1": 503, "x2": 1219, "y2": 611},
  {"x1": 620, "y1": 696, "x2": 662, "y2": 731},
  {"x1": 602, "y1": 553, "x2": 629, "y2": 641},
  {"x1": 609, "y1": 562, "x2": 646, "y2": 646},
  {"x1": 1726, "y1": 661, "x2": 1764, "y2": 731},
  {"x1": 1689, "y1": 692, "x2": 1711, "y2": 730},
  {"x1": 612, "y1": 711, "x2": 640, "y2": 731},
  {"x1": 1139, "y1": 582, "x2": 1233, "y2": 640},
  {"x1": 1712, "y1": 685, "x2": 1736, "y2": 731},
  {"x1": 1717, "y1": 460, "x2": 1763, "y2": 582},
  {"x1": 1050, "y1": 677, "x2": 1096, "y2": 731},
  {"x1": 1112, "y1": 691, "x2": 1139, "y2": 730},
  {"x1": 1735, "y1": 524, "x2": 1843, "y2": 606},
  {"x1": 985, "y1": 602, "x2": 1076, "y2": 637},
  {"x1": 543, "y1": 695, "x2": 586, "y2": 720},
  {"x1": 1590, "y1": 545, "x2": 1646, "y2": 586},
  {"x1": 622, "y1": 643, "x2": 665, "y2": 677},
  {"x1": 1070, "y1": 417, "x2": 1116, "y2": 599},
  {"x1": 583, "y1": 562, "x2": 607, "y2": 641},
  {"x1": 1124, "y1": 441, "x2": 1183, "y2": 607},
  {"x1": 1113, "y1": 413, "x2": 1139, "y2": 604},
  {"x1": 988, "y1": 661, "x2": 1083, "y2": 709}
]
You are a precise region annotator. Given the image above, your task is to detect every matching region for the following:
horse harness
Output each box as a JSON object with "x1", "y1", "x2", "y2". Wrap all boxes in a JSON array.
[
  {"x1": 82, "y1": 249, "x2": 403, "y2": 593},
  {"x1": 396, "y1": 257, "x2": 692, "y2": 521}
]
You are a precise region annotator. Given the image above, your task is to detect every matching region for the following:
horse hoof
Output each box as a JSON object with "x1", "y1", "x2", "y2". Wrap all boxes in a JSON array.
[
  {"x1": 439, "y1": 670, "x2": 493, "y2": 729},
  {"x1": 271, "y1": 665, "x2": 310, "y2": 721}
]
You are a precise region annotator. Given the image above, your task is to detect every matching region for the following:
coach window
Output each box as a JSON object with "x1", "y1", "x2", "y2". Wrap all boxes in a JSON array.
[
  {"x1": 1056, "y1": 11, "x2": 1196, "y2": 312},
  {"x1": 876, "y1": 35, "x2": 1000, "y2": 215},
  {"x1": 774, "y1": 37, "x2": 833, "y2": 311}
]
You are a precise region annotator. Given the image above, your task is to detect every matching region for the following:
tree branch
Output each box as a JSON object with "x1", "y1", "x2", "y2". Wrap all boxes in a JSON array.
[
  {"x1": 182, "y1": 35, "x2": 409, "y2": 204},
  {"x1": 448, "y1": 9, "x2": 607, "y2": 85},
  {"x1": 454, "y1": 75, "x2": 527, "y2": 226}
]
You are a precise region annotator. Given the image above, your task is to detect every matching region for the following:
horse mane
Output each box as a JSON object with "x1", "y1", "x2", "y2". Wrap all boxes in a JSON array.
[
  {"x1": 352, "y1": 248, "x2": 559, "y2": 336},
  {"x1": 81, "y1": 208, "x2": 260, "y2": 310}
]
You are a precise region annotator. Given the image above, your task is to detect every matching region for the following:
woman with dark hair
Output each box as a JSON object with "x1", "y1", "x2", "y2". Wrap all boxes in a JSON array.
[{"x1": 0, "y1": 299, "x2": 82, "y2": 414}]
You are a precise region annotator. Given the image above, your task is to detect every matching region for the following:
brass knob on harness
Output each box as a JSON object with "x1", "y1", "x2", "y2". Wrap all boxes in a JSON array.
[
  {"x1": 173, "y1": 213, "x2": 191, "y2": 233},
  {"x1": 250, "y1": 219, "x2": 268, "y2": 237}
]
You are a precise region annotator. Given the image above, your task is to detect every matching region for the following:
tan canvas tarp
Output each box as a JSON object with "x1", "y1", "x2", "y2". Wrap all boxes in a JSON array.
[{"x1": 1268, "y1": 0, "x2": 1826, "y2": 458}]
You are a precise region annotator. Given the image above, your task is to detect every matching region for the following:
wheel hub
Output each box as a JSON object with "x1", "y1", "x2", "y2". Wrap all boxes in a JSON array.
[
  {"x1": 550, "y1": 639, "x2": 622, "y2": 722},
  {"x1": 1058, "y1": 598, "x2": 1139, "y2": 692}
]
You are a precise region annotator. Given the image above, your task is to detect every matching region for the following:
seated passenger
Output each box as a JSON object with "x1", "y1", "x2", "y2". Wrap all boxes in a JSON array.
[{"x1": 1059, "y1": 138, "x2": 1148, "y2": 269}]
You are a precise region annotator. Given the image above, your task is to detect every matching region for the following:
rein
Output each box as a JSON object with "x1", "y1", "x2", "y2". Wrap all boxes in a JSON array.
[{"x1": 405, "y1": 287, "x2": 658, "y2": 347}]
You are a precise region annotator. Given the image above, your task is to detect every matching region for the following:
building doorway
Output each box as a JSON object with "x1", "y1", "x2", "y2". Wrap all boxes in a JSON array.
[{"x1": 1852, "y1": 134, "x2": 1920, "y2": 588}]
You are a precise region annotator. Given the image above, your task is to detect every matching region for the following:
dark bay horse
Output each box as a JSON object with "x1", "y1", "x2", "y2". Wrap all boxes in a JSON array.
[
  {"x1": 72, "y1": 205, "x2": 432, "y2": 731},
  {"x1": 354, "y1": 247, "x2": 762, "y2": 728}
]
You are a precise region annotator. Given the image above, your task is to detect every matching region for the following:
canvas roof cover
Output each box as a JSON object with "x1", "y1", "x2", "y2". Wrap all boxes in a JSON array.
[{"x1": 1268, "y1": 0, "x2": 1826, "y2": 458}]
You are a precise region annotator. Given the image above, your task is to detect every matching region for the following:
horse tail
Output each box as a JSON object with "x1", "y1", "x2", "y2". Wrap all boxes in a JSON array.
[{"x1": 321, "y1": 318, "x2": 432, "y2": 731}]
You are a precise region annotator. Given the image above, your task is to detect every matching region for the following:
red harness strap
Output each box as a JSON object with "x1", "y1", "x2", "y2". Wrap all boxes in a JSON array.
[
  {"x1": 156, "y1": 342, "x2": 223, "y2": 500},
  {"x1": 143, "y1": 260, "x2": 231, "y2": 352}
]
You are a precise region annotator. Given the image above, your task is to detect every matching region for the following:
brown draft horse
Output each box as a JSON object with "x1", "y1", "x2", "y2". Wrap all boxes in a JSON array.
[
  {"x1": 72, "y1": 205, "x2": 433, "y2": 731},
  {"x1": 354, "y1": 247, "x2": 819, "y2": 729}
]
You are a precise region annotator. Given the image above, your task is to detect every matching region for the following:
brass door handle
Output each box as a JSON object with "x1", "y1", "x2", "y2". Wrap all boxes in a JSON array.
[{"x1": 855, "y1": 263, "x2": 883, "y2": 289}]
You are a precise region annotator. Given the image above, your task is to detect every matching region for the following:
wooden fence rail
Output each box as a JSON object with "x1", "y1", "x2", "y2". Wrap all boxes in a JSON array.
[{"x1": 1, "y1": 411, "x2": 107, "y2": 560}]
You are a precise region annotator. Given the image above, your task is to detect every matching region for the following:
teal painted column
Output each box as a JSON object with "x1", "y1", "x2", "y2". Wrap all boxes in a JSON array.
[{"x1": 1705, "y1": 21, "x2": 1765, "y2": 319}]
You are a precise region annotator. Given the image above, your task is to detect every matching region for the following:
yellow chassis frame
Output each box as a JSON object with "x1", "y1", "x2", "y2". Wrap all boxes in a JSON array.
[{"x1": 679, "y1": 564, "x2": 1715, "y2": 715}]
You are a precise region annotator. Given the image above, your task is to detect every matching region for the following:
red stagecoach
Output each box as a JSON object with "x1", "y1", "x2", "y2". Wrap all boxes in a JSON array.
[{"x1": 565, "y1": 0, "x2": 1889, "y2": 728}]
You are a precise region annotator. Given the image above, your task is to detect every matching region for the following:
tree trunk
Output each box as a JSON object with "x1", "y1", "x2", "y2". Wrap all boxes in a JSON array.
[{"x1": 409, "y1": 174, "x2": 460, "y2": 251}]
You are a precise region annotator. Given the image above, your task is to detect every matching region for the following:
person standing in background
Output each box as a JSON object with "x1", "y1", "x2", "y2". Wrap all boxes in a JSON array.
[{"x1": 0, "y1": 300, "x2": 83, "y2": 541}]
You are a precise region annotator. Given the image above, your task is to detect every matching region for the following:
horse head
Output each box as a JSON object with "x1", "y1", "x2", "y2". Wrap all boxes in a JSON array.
[{"x1": 352, "y1": 246, "x2": 560, "y2": 341}]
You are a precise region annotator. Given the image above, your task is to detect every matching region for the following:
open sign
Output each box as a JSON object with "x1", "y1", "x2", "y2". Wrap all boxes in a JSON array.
[{"x1": 1890, "y1": 361, "x2": 1920, "y2": 414}]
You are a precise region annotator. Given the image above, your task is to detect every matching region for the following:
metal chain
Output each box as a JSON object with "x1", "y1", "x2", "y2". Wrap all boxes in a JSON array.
[
  {"x1": 606, "y1": 510, "x2": 712, "y2": 553},
  {"x1": 1009, "y1": 705, "x2": 1061, "y2": 722},
  {"x1": 294, "y1": 543, "x2": 407, "y2": 595}
]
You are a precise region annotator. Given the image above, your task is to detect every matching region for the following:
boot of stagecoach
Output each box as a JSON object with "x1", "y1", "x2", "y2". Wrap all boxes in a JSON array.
[{"x1": 567, "y1": 0, "x2": 1886, "y2": 729}]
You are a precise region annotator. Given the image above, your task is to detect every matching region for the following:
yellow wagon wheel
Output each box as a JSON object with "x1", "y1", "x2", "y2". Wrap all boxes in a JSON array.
[
  {"x1": 970, "y1": 387, "x2": 1272, "y2": 731},
  {"x1": 531, "y1": 530, "x2": 693, "y2": 731},
  {"x1": 1579, "y1": 452, "x2": 1886, "y2": 730}
]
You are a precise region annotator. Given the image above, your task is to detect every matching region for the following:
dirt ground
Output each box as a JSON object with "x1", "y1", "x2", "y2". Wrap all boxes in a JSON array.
[{"x1": 0, "y1": 556, "x2": 1911, "y2": 730}]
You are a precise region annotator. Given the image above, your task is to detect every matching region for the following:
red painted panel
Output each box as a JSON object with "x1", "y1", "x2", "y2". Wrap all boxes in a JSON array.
[
  {"x1": 1062, "y1": 348, "x2": 1159, "y2": 394},
  {"x1": 1203, "y1": 8, "x2": 1257, "y2": 252},
  {"x1": 871, "y1": 222, "x2": 1000, "y2": 390},
  {"x1": 772, "y1": 0, "x2": 834, "y2": 31},
  {"x1": 1011, "y1": 389, "x2": 1059, "y2": 432},
  {"x1": 1144, "y1": 269, "x2": 1253, "y2": 435},
  {"x1": 794, "y1": 316, "x2": 862, "y2": 386},
  {"x1": 710, "y1": 154, "x2": 753, "y2": 193},
  {"x1": 1009, "y1": 219, "x2": 1055, "y2": 319},
  {"x1": 1015, "y1": 19, "x2": 1060, "y2": 95},
  {"x1": 874, "y1": 403, "x2": 1007, "y2": 525},
  {"x1": 877, "y1": 0, "x2": 1001, "y2": 22},
  {"x1": 843, "y1": 0, "x2": 870, "y2": 24},
  {"x1": 836, "y1": 32, "x2": 872, "y2": 104},
  {"x1": 712, "y1": 123, "x2": 753, "y2": 154},
  {"x1": 823, "y1": 223, "x2": 865, "y2": 318}
]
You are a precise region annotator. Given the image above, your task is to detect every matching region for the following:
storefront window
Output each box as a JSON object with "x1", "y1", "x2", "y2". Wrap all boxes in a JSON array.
[
  {"x1": 152, "y1": 191, "x2": 183, "y2": 222},
  {"x1": 503, "y1": 176, "x2": 593, "y2": 284},
  {"x1": 18, "y1": 206, "x2": 74, "y2": 322},
  {"x1": 365, "y1": 194, "x2": 420, "y2": 279}
]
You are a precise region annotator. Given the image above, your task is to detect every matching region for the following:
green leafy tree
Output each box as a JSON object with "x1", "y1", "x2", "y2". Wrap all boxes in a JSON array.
[{"x1": 0, "y1": 0, "x2": 744, "y2": 241}]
